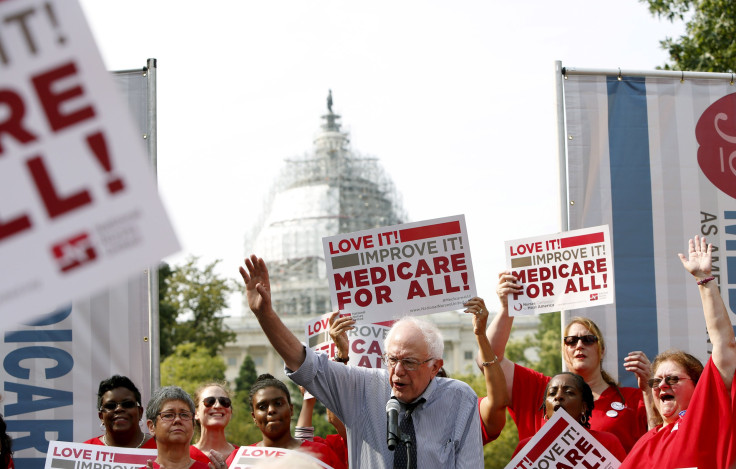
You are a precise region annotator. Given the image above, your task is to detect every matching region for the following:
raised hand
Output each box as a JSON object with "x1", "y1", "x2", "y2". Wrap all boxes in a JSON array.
[
  {"x1": 463, "y1": 297, "x2": 489, "y2": 335},
  {"x1": 329, "y1": 311, "x2": 354, "y2": 360},
  {"x1": 239, "y1": 255, "x2": 272, "y2": 316},
  {"x1": 497, "y1": 271, "x2": 522, "y2": 309},
  {"x1": 677, "y1": 235, "x2": 712, "y2": 278}
]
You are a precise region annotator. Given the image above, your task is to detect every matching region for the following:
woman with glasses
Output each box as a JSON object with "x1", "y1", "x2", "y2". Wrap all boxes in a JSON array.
[
  {"x1": 512, "y1": 372, "x2": 626, "y2": 461},
  {"x1": 190, "y1": 382, "x2": 238, "y2": 465},
  {"x1": 486, "y1": 276, "x2": 652, "y2": 453},
  {"x1": 84, "y1": 375, "x2": 156, "y2": 449},
  {"x1": 243, "y1": 374, "x2": 345, "y2": 469},
  {"x1": 144, "y1": 386, "x2": 226, "y2": 469},
  {"x1": 620, "y1": 236, "x2": 736, "y2": 468}
]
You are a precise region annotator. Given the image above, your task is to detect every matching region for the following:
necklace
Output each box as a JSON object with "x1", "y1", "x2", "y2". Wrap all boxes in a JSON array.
[{"x1": 102, "y1": 432, "x2": 147, "y2": 448}]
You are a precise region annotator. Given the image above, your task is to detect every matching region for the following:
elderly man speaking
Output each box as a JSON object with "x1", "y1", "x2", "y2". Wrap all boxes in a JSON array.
[{"x1": 240, "y1": 255, "x2": 483, "y2": 468}]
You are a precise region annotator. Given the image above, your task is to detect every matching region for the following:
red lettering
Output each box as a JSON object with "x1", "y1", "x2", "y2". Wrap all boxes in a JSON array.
[
  {"x1": 0, "y1": 210, "x2": 32, "y2": 241},
  {"x1": 375, "y1": 285, "x2": 392, "y2": 304},
  {"x1": 32, "y1": 62, "x2": 95, "y2": 132},
  {"x1": 353, "y1": 339, "x2": 365, "y2": 354},
  {"x1": 0, "y1": 89, "x2": 37, "y2": 154},
  {"x1": 432, "y1": 256, "x2": 449, "y2": 273},
  {"x1": 337, "y1": 291, "x2": 352, "y2": 309},
  {"x1": 450, "y1": 253, "x2": 466, "y2": 271},
  {"x1": 407, "y1": 280, "x2": 426, "y2": 299},
  {"x1": 27, "y1": 155, "x2": 91, "y2": 218}
]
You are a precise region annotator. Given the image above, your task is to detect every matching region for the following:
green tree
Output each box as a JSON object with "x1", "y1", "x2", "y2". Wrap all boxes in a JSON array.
[
  {"x1": 641, "y1": 0, "x2": 736, "y2": 72},
  {"x1": 159, "y1": 256, "x2": 236, "y2": 359},
  {"x1": 234, "y1": 355, "x2": 259, "y2": 399},
  {"x1": 160, "y1": 343, "x2": 226, "y2": 396}
]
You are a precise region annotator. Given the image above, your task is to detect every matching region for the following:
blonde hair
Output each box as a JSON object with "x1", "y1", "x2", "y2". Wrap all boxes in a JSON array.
[{"x1": 562, "y1": 317, "x2": 625, "y2": 403}]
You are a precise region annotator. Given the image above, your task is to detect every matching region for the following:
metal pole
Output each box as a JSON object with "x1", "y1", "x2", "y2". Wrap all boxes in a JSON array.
[
  {"x1": 146, "y1": 58, "x2": 160, "y2": 392},
  {"x1": 562, "y1": 66, "x2": 735, "y2": 82}
]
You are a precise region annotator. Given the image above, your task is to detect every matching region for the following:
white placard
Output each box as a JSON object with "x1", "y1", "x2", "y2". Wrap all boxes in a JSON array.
[
  {"x1": 0, "y1": 0, "x2": 179, "y2": 319},
  {"x1": 44, "y1": 441, "x2": 157, "y2": 469},
  {"x1": 228, "y1": 445, "x2": 332, "y2": 469},
  {"x1": 323, "y1": 215, "x2": 476, "y2": 323},
  {"x1": 506, "y1": 226, "x2": 613, "y2": 316}
]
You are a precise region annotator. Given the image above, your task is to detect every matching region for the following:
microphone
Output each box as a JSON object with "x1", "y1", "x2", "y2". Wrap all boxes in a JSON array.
[{"x1": 386, "y1": 397, "x2": 401, "y2": 451}]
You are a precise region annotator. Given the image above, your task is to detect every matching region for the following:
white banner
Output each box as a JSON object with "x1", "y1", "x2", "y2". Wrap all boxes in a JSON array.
[
  {"x1": 0, "y1": 0, "x2": 178, "y2": 319},
  {"x1": 228, "y1": 445, "x2": 332, "y2": 469},
  {"x1": 563, "y1": 70, "x2": 736, "y2": 385},
  {"x1": 323, "y1": 215, "x2": 476, "y2": 323},
  {"x1": 506, "y1": 225, "x2": 613, "y2": 315}
]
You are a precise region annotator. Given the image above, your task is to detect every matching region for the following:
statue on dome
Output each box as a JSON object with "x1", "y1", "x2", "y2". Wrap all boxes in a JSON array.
[{"x1": 327, "y1": 89, "x2": 333, "y2": 113}]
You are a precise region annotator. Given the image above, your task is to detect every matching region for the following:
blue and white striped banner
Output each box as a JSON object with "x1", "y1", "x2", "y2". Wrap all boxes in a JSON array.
[{"x1": 563, "y1": 73, "x2": 736, "y2": 386}]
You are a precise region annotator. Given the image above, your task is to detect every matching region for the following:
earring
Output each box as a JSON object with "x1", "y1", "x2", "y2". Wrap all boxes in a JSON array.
[
  {"x1": 580, "y1": 414, "x2": 588, "y2": 425},
  {"x1": 99, "y1": 421, "x2": 105, "y2": 430}
]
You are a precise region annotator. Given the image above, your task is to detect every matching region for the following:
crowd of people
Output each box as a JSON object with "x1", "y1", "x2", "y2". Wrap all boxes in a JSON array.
[{"x1": 0, "y1": 236, "x2": 733, "y2": 468}]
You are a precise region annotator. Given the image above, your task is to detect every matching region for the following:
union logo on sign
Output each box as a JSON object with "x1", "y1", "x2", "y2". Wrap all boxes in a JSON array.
[
  {"x1": 590, "y1": 293, "x2": 598, "y2": 301},
  {"x1": 51, "y1": 232, "x2": 98, "y2": 273}
]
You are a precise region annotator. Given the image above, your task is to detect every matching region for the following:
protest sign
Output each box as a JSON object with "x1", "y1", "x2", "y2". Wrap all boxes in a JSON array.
[
  {"x1": 505, "y1": 410, "x2": 621, "y2": 469},
  {"x1": 305, "y1": 312, "x2": 393, "y2": 369},
  {"x1": 0, "y1": 0, "x2": 179, "y2": 319},
  {"x1": 506, "y1": 226, "x2": 613, "y2": 316},
  {"x1": 323, "y1": 215, "x2": 476, "y2": 323},
  {"x1": 44, "y1": 441, "x2": 156, "y2": 469},
  {"x1": 228, "y1": 446, "x2": 333, "y2": 469}
]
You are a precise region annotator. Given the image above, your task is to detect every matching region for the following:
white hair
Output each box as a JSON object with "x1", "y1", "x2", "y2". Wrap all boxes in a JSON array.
[{"x1": 384, "y1": 316, "x2": 444, "y2": 359}]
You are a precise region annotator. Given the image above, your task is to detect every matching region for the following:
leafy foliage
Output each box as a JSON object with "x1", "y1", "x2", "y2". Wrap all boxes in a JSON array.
[
  {"x1": 235, "y1": 355, "x2": 259, "y2": 398},
  {"x1": 159, "y1": 256, "x2": 236, "y2": 359},
  {"x1": 641, "y1": 0, "x2": 736, "y2": 71},
  {"x1": 160, "y1": 343, "x2": 226, "y2": 396}
]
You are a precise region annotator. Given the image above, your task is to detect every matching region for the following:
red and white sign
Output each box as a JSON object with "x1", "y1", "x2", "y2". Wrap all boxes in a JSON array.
[
  {"x1": 228, "y1": 445, "x2": 333, "y2": 469},
  {"x1": 305, "y1": 312, "x2": 393, "y2": 369},
  {"x1": 505, "y1": 410, "x2": 621, "y2": 469},
  {"x1": 323, "y1": 215, "x2": 476, "y2": 323},
  {"x1": 0, "y1": 0, "x2": 179, "y2": 318},
  {"x1": 506, "y1": 226, "x2": 613, "y2": 315},
  {"x1": 44, "y1": 441, "x2": 157, "y2": 469}
]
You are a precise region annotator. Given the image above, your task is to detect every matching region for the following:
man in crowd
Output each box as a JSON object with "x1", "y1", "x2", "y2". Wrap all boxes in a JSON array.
[{"x1": 239, "y1": 255, "x2": 483, "y2": 468}]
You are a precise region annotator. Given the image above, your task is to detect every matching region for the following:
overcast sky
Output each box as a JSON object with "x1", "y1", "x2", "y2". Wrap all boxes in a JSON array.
[{"x1": 78, "y1": 0, "x2": 684, "y2": 317}]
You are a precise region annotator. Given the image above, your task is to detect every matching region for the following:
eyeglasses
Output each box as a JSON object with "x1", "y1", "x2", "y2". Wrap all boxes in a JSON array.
[
  {"x1": 99, "y1": 400, "x2": 140, "y2": 412},
  {"x1": 202, "y1": 396, "x2": 232, "y2": 408},
  {"x1": 647, "y1": 375, "x2": 692, "y2": 389},
  {"x1": 563, "y1": 335, "x2": 598, "y2": 346},
  {"x1": 382, "y1": 355, "x2": 434, "y2": 371},
  {"x1": 157, "y1": 411, "x2": 194, "y2": 422}
]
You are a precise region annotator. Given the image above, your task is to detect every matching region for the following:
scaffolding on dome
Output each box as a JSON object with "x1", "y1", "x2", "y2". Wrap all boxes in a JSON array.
[{"x1": 244, "y1": 95, "x2": 406, "y2": 317}]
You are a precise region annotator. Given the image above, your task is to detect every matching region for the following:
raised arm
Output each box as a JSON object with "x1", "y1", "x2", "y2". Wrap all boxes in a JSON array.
[
  {"x1": 328, "y1": 311, "x2": 354, "y2": 363},
  {"x1": 465, "y1": 297, "x2": 508, "y2": 438},
  {"x1": 678, "y1": 236, "x2": 736, "y2": 389},
  {"x1": 623, "y1": 350, "x2": 660, "y2": 430},
  {"x1": 239, "y1": 255, "x2": 306, "y2": 371},
  {"x1": 485, "y1": 272, "x2": 523, "y2": 400}
]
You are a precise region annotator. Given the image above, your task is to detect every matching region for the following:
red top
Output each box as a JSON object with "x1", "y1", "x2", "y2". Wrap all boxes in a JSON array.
[
  {"x1": 514, "y1": 428, "x2": 627, "y2": 462},
  {"x1": 7, "y1": 456, "x2": 13, "y2": 469},
  {"x1": 189, "y1": 444, "x2": 239, "y2": 464},
  {"x1": 144, "y1": 462, "x2": 209, "y2": 469},
  {"x1": 509, "y1": 363, "x2": 647, "y2": 453},
  {"x1": 242, "y1": 440, "x2": 345, "y2": 469},
  {"x1": 314, "y1": 435, "x2": 348, "y2": 468},
  {"x1": 83, "y1": 435, "x2": 158, "y2": 449},
  {"x1": 620, "y1": 358, "x2": 736, "y2": 469}
]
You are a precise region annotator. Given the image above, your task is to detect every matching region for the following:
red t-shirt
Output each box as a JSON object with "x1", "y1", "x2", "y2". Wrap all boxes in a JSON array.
[
  {"x1": 83, "y1": 435, "x2": 158, "y2": 449},
  {"x1": 514, "y1": 428, "x2": 627, "y2": 463},
  {"x1": 509, "y1": 364, "x2": 647, "y2": 453},
  {"x1": 620, "y1": 358, "x2": 736, "y2": 469},
  {"x1": 314, "y1": 434, "x2": 348, "y2": 468},
  {"x1": 143, "y1": 462, "x2": 209, "y2": 469},
  {"x1": 244, "y1": 440, "x2": 345, "y2": 469},
  {"x1": 189, "y1": 444, "x2": 239, "y2": 464}
]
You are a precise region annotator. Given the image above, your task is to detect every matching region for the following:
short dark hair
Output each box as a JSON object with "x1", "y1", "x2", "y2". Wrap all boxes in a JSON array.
[
  {"x1": 540, "y1": 372, "x2": 595, "y2": 428},
  {"x1": 97, "y1": 375, "x2": 142, "y2": 410},
  {"x1": 248, "y1": 374, "x2": 291, "y2": 411}
]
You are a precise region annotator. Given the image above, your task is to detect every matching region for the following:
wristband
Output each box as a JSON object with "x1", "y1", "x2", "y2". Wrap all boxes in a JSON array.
[
  {"x1": 481, "y1": 356, "x2": 499, "y2": 367},
  {"x1": 332, "y1": 355, "x2": 349, "y2": 363},
  {"x1": 697, "y1": 276, "x2": 715, "y2": 286}
]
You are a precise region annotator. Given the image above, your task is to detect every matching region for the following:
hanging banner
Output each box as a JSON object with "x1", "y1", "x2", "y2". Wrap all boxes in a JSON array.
[
  {"x1": 323, "y1": 215, "x2": 476, "y2": 323},
  {"x1": 563, "y1": 69, "x2": 736, "y2": 386},
  {"x1": 506, "y1": 225, "x2": 613, "y2": 315},
  {"x1": 0, "y1": 0, "x2": 178, "y2": 319},
  {"x1": 505, "y1": 410, "x2": 621, "y2": 469}
]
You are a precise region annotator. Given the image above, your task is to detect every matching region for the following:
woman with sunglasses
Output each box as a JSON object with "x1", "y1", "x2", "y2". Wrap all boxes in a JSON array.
[
  {"x1": 242, "y1": 374, "x2": 345, "y2": 469},
  {"x1": 84, "y1": 375, "x2": 156, "y2": 449},
  {"x1": 190, "y1": 383, "x2": 238, "y2": 465},
  {"x1": 512, "y1": 372, "x2": 626, "y2": 461},
  {"x1": 487, "y1": 276, "x2": 653, "y2": 453},
  {"x1": 144, "y1": 386, "x2": 227, "y2": 469},
  {"x1": 620, "y1": 236, "x2": 736, "y2": 468}
]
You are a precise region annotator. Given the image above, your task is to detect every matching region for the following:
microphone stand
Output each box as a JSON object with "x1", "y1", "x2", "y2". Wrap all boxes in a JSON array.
[{"x1": 401, "y1": 433, "x2": 412, "y2": 469}]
